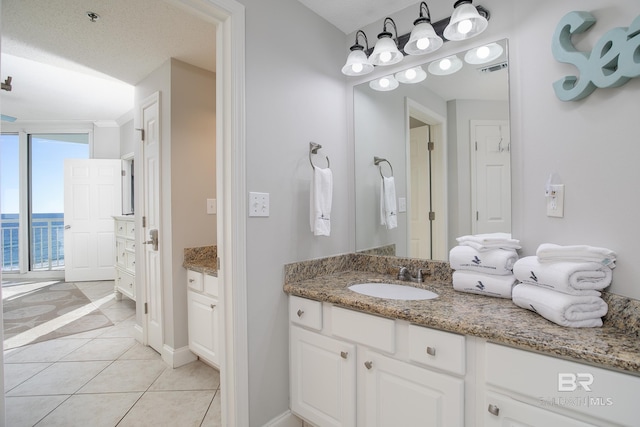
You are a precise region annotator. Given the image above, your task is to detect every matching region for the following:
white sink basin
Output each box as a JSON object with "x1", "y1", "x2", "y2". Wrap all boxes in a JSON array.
[{"x1": 348, "y1": 283, "x2": 438, "y2": 301}]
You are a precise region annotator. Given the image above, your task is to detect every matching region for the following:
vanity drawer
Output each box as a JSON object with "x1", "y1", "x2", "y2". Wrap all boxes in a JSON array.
[
  {"x1": 187, "y1": 269, "x2": 204, "y2": 292},
  {"x1": 125, "y1": 239, "x2": 135, "y2": 252},
  {"x1": 331, "y1": 306, "x2": 395, "y2": 354},
  {"x1": 125, "y1": 221, "x2": 135, "y2": 238},
  {"x1": 408, "y1": 325, "x2": 465, "y2": 375},
  {"x1": 115, "y1": 220, "x2": 127, "y2": 237},
  {"x1": 289, "y1": 296, "x2": 322, "y2": 331}
]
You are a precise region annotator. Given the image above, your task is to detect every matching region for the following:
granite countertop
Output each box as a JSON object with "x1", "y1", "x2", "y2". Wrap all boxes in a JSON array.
[
  {"x1": 183, "y1": 245, "x2": 217, "y2": 276},
  {"x1": 283, "y1": 254, "x2": 640, "y2": 375}
]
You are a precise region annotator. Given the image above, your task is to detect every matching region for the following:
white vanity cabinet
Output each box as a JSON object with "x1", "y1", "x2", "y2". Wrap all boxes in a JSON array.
[
  {"x1": 113, "y1": 215, "x2": 135, "y2": 301},
  {"x1": 482, "y1": 342, "x2": 640, "y2": 427},
  {"x1": 289, "y1": 296, "x2": 465, "y2": 427},
  {"x1": 187, "y1": 269, "x2": 220, "y2": 368}
]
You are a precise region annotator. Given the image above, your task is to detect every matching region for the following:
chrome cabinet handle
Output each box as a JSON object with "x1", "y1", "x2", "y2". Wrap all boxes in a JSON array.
[
  {"x1": 296, "y1": 309, "x2": 304, "y2": 317},
  {"x1": 426, "y1": 346, "x2": 436, "y2": 356},
  {"x1": 364, "y1": 361, "x2": 373, "y2": 370},
  {"x1": 340, "y1": 351, "x2": 348, "y2": 359},
  {"x1": 488, "y1": 404, "x2": 500, "y2": 416},
  {"x1": 210, "y1": 304, "x2": 216, "y2": 309},
  {"x1": 189, "y1": 278, "x2": 195, "y2": 283}
]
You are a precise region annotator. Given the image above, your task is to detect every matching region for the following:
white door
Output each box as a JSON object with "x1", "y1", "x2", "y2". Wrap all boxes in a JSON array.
[
  {"x1": 410, "y1": 125, "x2": 430, "y2": 258},
  {"x1": 471, "y1": 120, "x2": 511, "y2": 234},
  {"x1": 139, "y1": 92, "x2": 163, "y2": 353},
  {"x1": 64, "y1": 159, "x2": 122, "y2": 282}
]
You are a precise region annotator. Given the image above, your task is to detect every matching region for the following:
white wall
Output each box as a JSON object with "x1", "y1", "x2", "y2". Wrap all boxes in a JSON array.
[
  {"x1": 239, "y1": 0, "x2": 350, "y2": 424},
  {"x1": 92, "y1": 124, "x2": 120, "y2": 158}
]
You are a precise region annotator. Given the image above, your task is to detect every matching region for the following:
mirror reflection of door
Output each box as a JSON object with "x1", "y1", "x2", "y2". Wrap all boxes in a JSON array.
[
  {"x1": 408, "y1": 104, "x2": 447, "y2": 260},
  {"x1": 471, "y1": 120, "x2": 511, "y2": 234}
]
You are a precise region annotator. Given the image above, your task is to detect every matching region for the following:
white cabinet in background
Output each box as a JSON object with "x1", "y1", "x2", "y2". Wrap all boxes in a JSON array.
[
  {"x1": 289, "y1": 295, "x2": 465, "y2": 427},
  {"x1": 187, "y1": 269, "x2": 220, "y2": 368},
  {"x1": 113, "y1": 215, "x2": 135, "y2": 301}
]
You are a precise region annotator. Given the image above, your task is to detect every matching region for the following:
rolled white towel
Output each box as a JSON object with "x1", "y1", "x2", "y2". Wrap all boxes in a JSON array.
[
  {"x1": 536, "y1": 243, "x2": 616, "y2": 268},
  {"x1": 452, "y1": 271, "x2": 517, "y2": 299},
  {"x1": 449, "y1": 245, "x2": 518, "y2": 276},
  {"x1": 456, "y1": 233, "x2": 521, "y2": 251},
  {"x1": 512, "y1": 284, "x2": 608, "y2": 328},
  {"x1": 513, "y1": 256, "x2": 611, "y2": 295}
]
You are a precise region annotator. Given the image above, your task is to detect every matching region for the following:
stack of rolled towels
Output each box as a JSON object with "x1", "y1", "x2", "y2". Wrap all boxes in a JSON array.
[
  {"x1": 450, "y1": 233, "x2": 521, "y2": 299},
  {"x1": 511, "y1": 244, "x2": 616, "y2": 328}
]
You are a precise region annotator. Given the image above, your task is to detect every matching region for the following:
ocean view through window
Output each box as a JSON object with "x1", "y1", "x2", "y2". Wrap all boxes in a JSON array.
[{"x1": 1, "y1": 133, "x2": 88, "y2": 272}]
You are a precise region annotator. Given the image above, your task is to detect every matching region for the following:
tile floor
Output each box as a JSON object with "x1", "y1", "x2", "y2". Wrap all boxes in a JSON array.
[{"x1": 3, "y1": 280, "x2": 221, "y2": 427}]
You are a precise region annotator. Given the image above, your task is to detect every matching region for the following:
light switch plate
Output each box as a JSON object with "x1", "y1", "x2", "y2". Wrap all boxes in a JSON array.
[
  {"x1": 398, "y1": 197, "x2": 407, "y2": 213},
  {"x1": 249, "y1": 192, "x2": 269, "y2": 217},
  {"x1": 546, "y1": 184, "x2": 564, "y2": 218},
  {"x1": 207, "y1": 198, "x2": 216, "y2": 214}
]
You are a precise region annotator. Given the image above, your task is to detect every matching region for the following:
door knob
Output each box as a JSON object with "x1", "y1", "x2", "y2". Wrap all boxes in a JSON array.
[{"x1": 143, "y1": 229, "x2": 159, "y2": 251}]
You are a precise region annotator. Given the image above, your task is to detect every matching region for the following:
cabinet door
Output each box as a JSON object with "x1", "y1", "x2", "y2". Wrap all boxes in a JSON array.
[
  {"x1": 484, "y1": 391, "x2": 599, "y2": 427},
  {"x1": 187, "y1": 290, "x2": 219, "y2": 367},
  {"x1": 290, "y1": 326, "x2": 356, "y2": 427},
  {"x1": 359, "y1": 348, "x2": 464, "y2": 427}
]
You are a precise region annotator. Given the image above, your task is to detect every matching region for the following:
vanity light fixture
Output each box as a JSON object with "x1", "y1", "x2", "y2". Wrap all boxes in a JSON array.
[
  {"x1": 427, "y1": 55, "x2": 463, "y2": 75},
  {"x1": 395, "y1": 66, "x2": 427, "y2": 84},
  {"x1": 369, "y1": 18, "x2": 403, "y2": 66},
  {"x1": 404, "y1": 2, "x2": 443, "y2": 56},
  {"x1": 464, "y1": 42, "x2": 503, "y2": 64},
  {"x1": 369, "y1": 75, "x2": 399, "y2": 91},
  {"x1": 341, "y1": 30, "x2": 374, "y2": 76},
  {"x1": 443, "y1": 0, "x2": 488, "y2": 41}
]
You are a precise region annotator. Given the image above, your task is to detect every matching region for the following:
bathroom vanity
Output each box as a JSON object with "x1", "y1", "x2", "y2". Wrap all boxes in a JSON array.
[
  {"x1": 284, "y1": 253, "x2": 640, "y2": 427},
  {"x1": 113, "y1": 215, "x2": 136, "y2": 301},
  {"x1": 184, "y1": 246, "x2": 220, "y2": 368}
]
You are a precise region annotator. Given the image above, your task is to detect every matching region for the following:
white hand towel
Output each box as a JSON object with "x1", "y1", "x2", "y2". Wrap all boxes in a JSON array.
[
  {"x1": 513, "y1": 256, "x2": 611, "y2": 295},
  {"x1": 449, "y1": 245, "x2": 518, "y2": 276},
  {"x1": 310, "y1": 166, "x2": 332, "y2": 236},
  {"x1": 456, "y1": 233, "x2": 521, "y2": 251},
  {"x1": 536, "y1": 243, "x2": 616, "y2": 268},
  {"x1": 379, "y1": 176, "x2": 397, "y2": 230},
  {"x1": 512, "y1": 284, "x2": 608, "y2": 328},
  {"x1": 452, "y1": 271, "x2": 517, "y2": 298}
]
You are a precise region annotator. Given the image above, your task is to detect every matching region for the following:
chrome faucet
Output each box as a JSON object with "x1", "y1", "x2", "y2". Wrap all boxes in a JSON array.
[{"x1": 397, "y1": 266, "x2": 425, "y2": 282}]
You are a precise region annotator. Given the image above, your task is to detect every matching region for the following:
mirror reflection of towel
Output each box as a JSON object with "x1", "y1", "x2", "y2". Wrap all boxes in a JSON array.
[
  {"x1": 310, "y1": 167, "x2": 332, "y2": 236},
  {"x1": 380, "y1": 176, "x2": 397, "y2": 230}
]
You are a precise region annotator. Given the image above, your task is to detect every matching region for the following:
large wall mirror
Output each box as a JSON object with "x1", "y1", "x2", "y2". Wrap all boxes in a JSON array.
[{"x1": 354, "y1": 38, "x2": 511, "y2": 261}]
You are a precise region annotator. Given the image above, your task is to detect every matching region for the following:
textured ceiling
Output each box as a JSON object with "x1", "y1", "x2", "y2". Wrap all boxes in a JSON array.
[{"x1": 1, "y1": 0, "x2": 216, "y2": 123}]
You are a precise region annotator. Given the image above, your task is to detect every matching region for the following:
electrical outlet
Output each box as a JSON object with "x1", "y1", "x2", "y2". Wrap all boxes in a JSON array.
[
  {"x1": 249, "y1": 192, "x2": 269, "y2": 217},
  {"x1": 546, "y1": 184, "x2": 564, "y2": 218}
]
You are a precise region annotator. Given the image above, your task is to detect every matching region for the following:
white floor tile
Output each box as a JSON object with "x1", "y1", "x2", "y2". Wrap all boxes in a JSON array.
[
  {"x1": 3, "y1": 362, "x2": 52, "y2": 391},
  {"x1": 118, "y1": 390, "x2": 215, "y2": 427},
  {"x1": 4, "y1": 395, "x2": 70, "y2": 427},
  {"x1": 4, "y1": 338, "x2": 91, "y2": 363},
  {"x1": 149, "y1": 360, "x2": 220, "y2": 391},
  {"x1": 118, "y1": 343, "x2": 162, "y2": 360},
  {"x1": 202, "y1": 390, "x2": 222, "y2": 427},
  {"x1": 35, "y1": 392, "x2": 143, "y2": 427},
  {"x1": 7, "y1": 360, "x2": 111, "y2": 396},
  {"x1": 61, "y1": 337, "x2": 136, "y2": 361},
  {"x1": 78, "y1": 359, "x2": 167, "y2": 393}
]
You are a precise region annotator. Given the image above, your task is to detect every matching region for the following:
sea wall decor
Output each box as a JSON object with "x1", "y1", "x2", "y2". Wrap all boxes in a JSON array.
[{"x1": 552, "y1": 11, "x2": 640, "y2": 101}]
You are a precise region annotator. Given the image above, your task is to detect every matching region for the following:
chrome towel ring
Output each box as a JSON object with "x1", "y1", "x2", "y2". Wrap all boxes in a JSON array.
[
  {"x1": 374, "y1": 156, "x2": 393, "y2": 178},
  {"x1": 309, "y1": 142, "x2": 330, "y2": 169}
]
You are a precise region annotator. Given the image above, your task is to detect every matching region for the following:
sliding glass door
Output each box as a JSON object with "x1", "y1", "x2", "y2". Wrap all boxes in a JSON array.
[{"x1": 0, "y1": 133, "x2": 89, "y2": 273}]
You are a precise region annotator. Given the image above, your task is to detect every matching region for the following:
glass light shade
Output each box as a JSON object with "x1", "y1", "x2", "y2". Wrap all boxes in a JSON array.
[
  {"x1": 443, "y1": 1, "x2": 488, "y2": 41},
  {"x1": 395, "y1": 66, "x2": 427, "y2": 84},
  {"x1": 341, "y1": 48, "x2": 374, "y2": 76},
  {"x1": 369, "y1": 35, "x2": 403, "y2": 66},
  {"x1": 404, "y1": 21, "x2": 443, "y2": 56},
  {"x1": 464, "y1": 42, "x2": 503, "y2": 64},
  {"x1": 369, "y1": 75, "x2": 399, "y2": 91},
  {"x1": 427, "y1": 55, "x2": 463, "y2": 76}
]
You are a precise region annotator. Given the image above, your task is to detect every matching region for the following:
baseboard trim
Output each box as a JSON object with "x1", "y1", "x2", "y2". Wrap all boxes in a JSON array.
[
  {"x1": 162, "y1": 344, "x2": 197, "y2": 368},
  {"x1": 133, "y1": 324, "x2": 144, "y2": 344},
  {"x1": 263, "y1": 410, "x2": 303, "y2": 427}
]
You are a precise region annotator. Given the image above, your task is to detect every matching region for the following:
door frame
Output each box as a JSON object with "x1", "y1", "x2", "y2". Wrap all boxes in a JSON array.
[{"x1": 172, "y1": 1, "x2": 248, "y2": 426}]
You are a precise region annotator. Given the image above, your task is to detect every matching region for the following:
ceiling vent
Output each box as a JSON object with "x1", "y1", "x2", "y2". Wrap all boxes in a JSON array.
[{"x1": 478, "y1": 61, "x2": 508, "y2": 73}]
